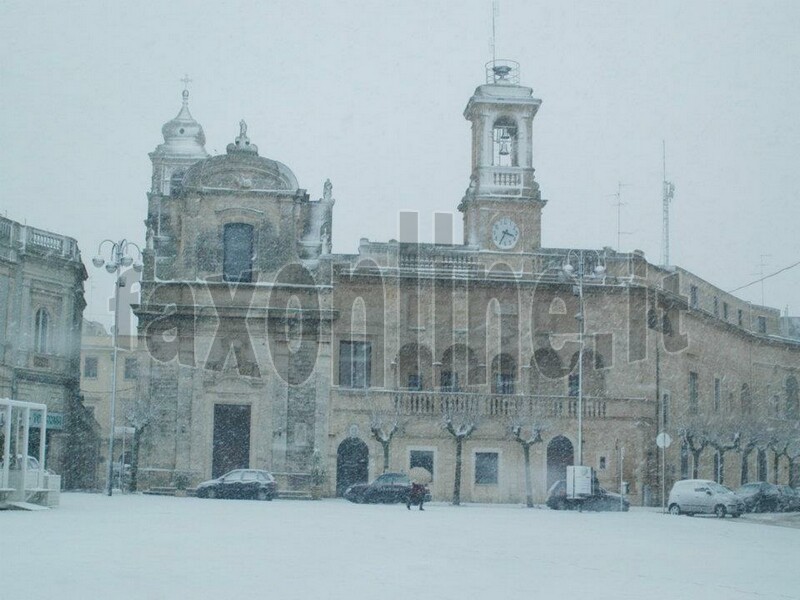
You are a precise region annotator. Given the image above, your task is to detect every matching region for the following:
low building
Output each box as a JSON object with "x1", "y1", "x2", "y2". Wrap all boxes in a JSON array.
[{"x1": 80, "y1": 320, "x2": 140, "y2": 488}]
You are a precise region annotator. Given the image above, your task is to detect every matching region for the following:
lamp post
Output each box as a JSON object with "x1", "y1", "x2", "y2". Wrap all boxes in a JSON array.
[
  {"x1": 92, "y1": 239, "x2": 143, "y2": 496},
  {"x1": 561, "y1": 249, "x2": 605, "y2": 466}
]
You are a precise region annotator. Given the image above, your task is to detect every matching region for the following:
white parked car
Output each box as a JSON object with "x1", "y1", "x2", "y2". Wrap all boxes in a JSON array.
[{"x1": 668, "y1": 479, "x2": 744, "y2": 518}]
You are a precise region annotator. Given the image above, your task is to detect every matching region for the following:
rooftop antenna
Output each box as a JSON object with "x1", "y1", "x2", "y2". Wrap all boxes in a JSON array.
[
  {"x1": 661, "y1": 141, "x2": 675, "y2": 266},
  {"x1": 755, "y1": 254, "x2": 772, "y2": 305},
  {"x1": 608, "y1": 182, "x2": 631, "y2": 252},
  {"x1": 491, "y1": 1, "x2": 499, "y2": 68}
]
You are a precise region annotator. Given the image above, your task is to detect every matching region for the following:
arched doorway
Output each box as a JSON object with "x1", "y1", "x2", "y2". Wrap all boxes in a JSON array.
[
  {"x1": 547, "y1": 436, "x2": 574, "y2": 490},
  {"x1": 336, "y1": 437, "x2": 368, "y2": 496}
]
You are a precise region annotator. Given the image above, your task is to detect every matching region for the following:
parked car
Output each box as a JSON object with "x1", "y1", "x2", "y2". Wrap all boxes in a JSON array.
[
  {"x1": 735, "y1": 482, "x2": 781, "y2": 513},
  {"x1": 344, "y1": 472, "x2": 430, "y2": 504},
  {"x1": 775, "y1": 485, "x2": 800, "y2": 512},
  {"x1": 667, "y1": 479, "x2": 744, "y2": 518},
  {"x1": 546, "y1": 480, "x2": 629, "y2": 512},
  {"x1": 195, "y1": 469, "x2": 277, "y2": 500}
]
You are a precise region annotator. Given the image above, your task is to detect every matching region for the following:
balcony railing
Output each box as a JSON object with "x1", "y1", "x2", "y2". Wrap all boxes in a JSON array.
[
  {"x1": 398, "y1": 250, "x2": 479, "y2": 273},
  {"x1": 336, "y1": 388, "x2": 650, "y2": 421},
  {"x1": 492, "y1": 171, "x2": 521, "y2": 187},
  {"x1": 0, "y1": 216, "x2": 81, "y2": 261}
]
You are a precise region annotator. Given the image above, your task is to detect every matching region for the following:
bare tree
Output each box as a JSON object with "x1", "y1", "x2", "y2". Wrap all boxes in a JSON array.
[
  {"x1": 736, "y1": 420, "x2": 771, "y2": 485},
  {"x1": 678, "y1": 421, "x2": 709, "y2": 479},
  {"x1": 767, "y1": 418, "x2": 800, "y2": 485},
  {"x1": 704, "y1": 413, "x2": 740, "y2": 485},
  {"x1": 125, "y1": 397, "x2": 158, "y2": 492},
  {"x1": 510, "y1": 424, "x2": 543, "y2": 507},
  {"x1": 370, "y1": 412, "x2": 400, "y2": 473},
  {"x1": 443, "y1": 414, "x2": 477, "y2": 506}
]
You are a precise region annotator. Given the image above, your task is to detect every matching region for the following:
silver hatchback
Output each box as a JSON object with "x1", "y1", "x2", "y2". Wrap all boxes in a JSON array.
[{"x1": 668, "y1": 479, "x2": 744, "y2": 518}]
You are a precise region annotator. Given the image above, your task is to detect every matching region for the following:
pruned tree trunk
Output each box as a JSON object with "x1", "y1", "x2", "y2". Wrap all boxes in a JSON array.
[
  {"x1": 511, "y1": 425, "x2": 542, "y2": 508},
  {"x1": 129, "y1": 426, "x2": 145, "y2": 492},
  {"x1": 370, "y1": 418, "x2": 399, "y2": 474},
  {"x1": 522, "y1": 444, "x2": 533, "y2": 508},
  {"x1": 443, "y1": 418, "x2": 476, "y2": 506},
  {"x1": 381, "y1": 441, "x2": 390, "y2": 473},
  {"x1": 453, "y1": 438, "x2": 463, "y2": 506},
  {"x1": 741, "y1": 446, "x2": 753, "y2": 485},
  {"x1": 691, "y1": 450, "x2": 702, "y2": 479}
]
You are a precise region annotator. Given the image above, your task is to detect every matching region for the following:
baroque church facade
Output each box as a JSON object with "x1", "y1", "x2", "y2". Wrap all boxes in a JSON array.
[{"x1": 134, "y1": 63, "x2": 800, "y2": 504}]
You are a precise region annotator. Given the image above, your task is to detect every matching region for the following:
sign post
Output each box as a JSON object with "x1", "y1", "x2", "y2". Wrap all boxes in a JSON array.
[{"x1": 656, "y1": 432, "x2": 672, "y2": 513}]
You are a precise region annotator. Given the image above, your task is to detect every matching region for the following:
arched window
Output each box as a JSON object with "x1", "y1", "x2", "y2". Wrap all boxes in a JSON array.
[
  {"x1": 223, "y1": 223, "x2": 254, "y2": 283},
  {"x1": 169, "y1": 170, "x2": 185, "y2": 196},
  {"x1": 34, "y1": 308, "x2": 49, "y2": 354},
  {"x1": 491, "y1": 353, "x2": 516, "y2": 395},
  {"x1": 741, "y1": 383, "x2": 752, "y2": 414},
  {"x1": 492, "y1": 117, "x2": 518, "y2": 167}
]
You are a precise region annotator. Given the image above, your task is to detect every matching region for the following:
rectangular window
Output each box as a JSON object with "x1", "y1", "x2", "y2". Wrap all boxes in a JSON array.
[
  {"x1": 599, "y1": 456, "x2": 607, "y2": 470},
  {"x1": 757, "y1": 316, "x2": 767, "y2": 334},
  {"x1": 738, "y1": 309, "x2": 743, "y2": 327},
  {"x1": 407, "y1": 373, "x2": 422, "y2": 390},
  {"x1": 662, "y1": 392, "x2": 670, "y2": 428},
  {"x1": 689, "y1": 285, "x2": 698, "y2": 309},
  {"x1": 713, "y1": 297, "x2": 719, "y2": 317},
  {"x1": 475, "y1": 452, "x2": 499, "y2": 485},
  {"x1": 124, "y1": 357, "x2": 138, "y2": 380},
  {"x1": 223, "y1": 223, "x2": 254, "y2": 283},
  {"x1": 568, "y1": 374, "x2": 579, "y2": 397},
  {"x1": 410, "y1": 450, "x2": 434, "y2": 481},
  {"x1": 689, "y1": 372, "x2": 699, "y2": 415},
  {"x1": 339, "y1": 341, "x2": 371, "y2": 388},
  {"x1": 84, "y1": 356, "x2": 98, "y2": 378},
  {"x1": 714, "y1": 378, "x2": 721, "y2": 412},
  {"x1": 494, "y1": 373, "x2": 515, "y2": 395},
  {"x1": 440, "y1": 371, "x2": 459, "y2": 392},
  {"x1": 723, "y1": 302, "x2": 729, "y2": 320}
]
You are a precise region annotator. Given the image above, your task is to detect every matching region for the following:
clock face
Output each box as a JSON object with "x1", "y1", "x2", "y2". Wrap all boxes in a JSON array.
[{"x1": 492, "y1": 217, "x2": 520, "y2": 249}]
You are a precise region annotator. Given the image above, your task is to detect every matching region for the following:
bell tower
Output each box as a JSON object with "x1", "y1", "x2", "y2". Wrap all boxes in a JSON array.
[{"x1": 460, "y1": 61, "x2": 545, "y2": 252}]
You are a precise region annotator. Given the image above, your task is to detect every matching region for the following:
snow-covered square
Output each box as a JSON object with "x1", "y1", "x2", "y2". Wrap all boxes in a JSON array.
[{"x1": 2, "y1": 494, "x2": 798, "y2": 600}]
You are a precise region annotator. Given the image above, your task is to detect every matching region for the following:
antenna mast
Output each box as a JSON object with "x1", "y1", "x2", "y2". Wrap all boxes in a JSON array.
[
  {"x1": 614, "y1": 182, "x2": 629, "y2": 252},
  {"x1": 491, "y1": 1, "x2": 498, "y2": 67},
  {"x1": 661, "y1": 141, "x2": 675, "y2": 266}
]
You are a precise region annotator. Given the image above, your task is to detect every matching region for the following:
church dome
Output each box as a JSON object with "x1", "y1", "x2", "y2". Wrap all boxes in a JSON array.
[
  {"x1": 181, "y1": 120, "x2": 299, "y2": 192},
  {"x1": 152, "y1": 89, "x2": 209, "y2": 158}
]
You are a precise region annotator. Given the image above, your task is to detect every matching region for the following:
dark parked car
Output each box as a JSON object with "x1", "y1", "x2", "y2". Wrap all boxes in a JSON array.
[
  {"x1": 546, "y1": 480, "x2": 629, "y2": 512},
  {"x1": 735, "y1": 482, "x2": 781, "y2": 512},
  {"x1": 776, "y1": 485, "x2": 800, "y2": 512},
  {"x1": 344, "y1": 472, "x2": 430, "y2": 504},
  {"x1": 195, "y1": 469, "x2": 277, "y2": 500}
]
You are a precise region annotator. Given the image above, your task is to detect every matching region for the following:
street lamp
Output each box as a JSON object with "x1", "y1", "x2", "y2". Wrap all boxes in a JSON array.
[
  {"x1": 92, "y1": 239, "x2": 143, "y2": 496},
  {"x1": 561, "y1": 249, "x2": 606, "y2": 466}
]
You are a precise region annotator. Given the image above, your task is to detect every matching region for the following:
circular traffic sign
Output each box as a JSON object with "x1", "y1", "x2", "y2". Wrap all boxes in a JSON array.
[{"x1": 656, "y1": 432, "x2": 672, "y2": 448}]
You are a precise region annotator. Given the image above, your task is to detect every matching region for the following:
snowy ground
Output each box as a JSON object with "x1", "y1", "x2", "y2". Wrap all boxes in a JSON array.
[{"x1": 2, "y1": 494, "x2": 799, "y2": 600}]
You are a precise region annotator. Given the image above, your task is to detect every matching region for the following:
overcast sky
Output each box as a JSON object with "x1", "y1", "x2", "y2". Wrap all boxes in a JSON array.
[{"x1": 1, "y1": 0, "x2": 798, "y2": 327}]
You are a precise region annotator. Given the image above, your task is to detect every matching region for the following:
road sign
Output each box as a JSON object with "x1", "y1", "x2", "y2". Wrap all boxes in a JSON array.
[{"x1": 656, "y1": 432, "x2": 672, "y2": 448}]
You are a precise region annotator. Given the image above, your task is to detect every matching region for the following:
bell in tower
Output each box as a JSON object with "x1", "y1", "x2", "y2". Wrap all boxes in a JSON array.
[{"x1": 460, "y1": 60, "x2": 546, "y2": 252}]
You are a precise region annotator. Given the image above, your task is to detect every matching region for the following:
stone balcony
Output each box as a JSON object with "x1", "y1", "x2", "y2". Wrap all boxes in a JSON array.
[
  {"x1": 475, "y1": 166, "x2": 538, "y2": 198},
  {"x1": 335, "y1": 388, "x2": 651, "y2": 422},
  {"x1": 0, "y1": 217, "x2": 81, "y2": 262}
]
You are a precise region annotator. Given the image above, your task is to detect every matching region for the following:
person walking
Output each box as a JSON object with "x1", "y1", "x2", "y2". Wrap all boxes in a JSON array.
[{"x1": 407, "y1": 482, "x2": 426, "y2": 511}]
